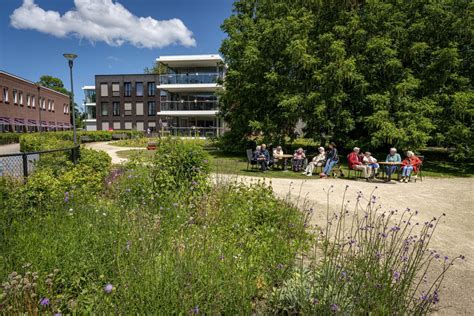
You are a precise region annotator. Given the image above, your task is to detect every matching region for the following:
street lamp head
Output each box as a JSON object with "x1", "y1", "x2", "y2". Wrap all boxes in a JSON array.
[{"x1": 63, "y1": 53, "x2": 78, "y2": 61}]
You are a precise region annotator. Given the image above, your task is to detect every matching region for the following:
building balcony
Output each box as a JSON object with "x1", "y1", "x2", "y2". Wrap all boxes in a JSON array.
[
  {"x1": 159, "y1": 73, "x2": 222, "y2": 85},
  {"x1": 160, "y1": 100, "x2": 218, "y2": 111}
]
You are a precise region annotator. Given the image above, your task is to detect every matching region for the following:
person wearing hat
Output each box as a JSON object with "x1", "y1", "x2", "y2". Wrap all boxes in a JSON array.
[
  {"x1": 321, "y1": 142, "x2": 339, "y2": 178},
  {"x1": 302, "y1": 146, "x2": 326, "y2": 176},
  {"x1": 347, "y1": 147, "x2": 372, "y2": 181}
]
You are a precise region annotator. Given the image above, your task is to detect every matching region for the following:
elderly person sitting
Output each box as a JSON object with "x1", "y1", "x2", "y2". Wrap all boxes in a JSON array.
[
  {"x1": 273, "y1": 145, "x2": 285, "y2": 169},
  {"x1": 400, "y1": 151, "x2": 422, "y2": 182},
  {"x1": 302, "y1": 147, "x2": 326, "y2": 176},
  {"x1": 363, "y1": 151, "x2": 379, "y2": 178},
  {"x1": 347, "y1": 147, "x2": 372, "y2": 182},
  {"x1": 256, "y1": 144, "x2": 271, "y2": 171},
  {"x1": 384, "y1": 147, "x2": 401, "y2": 182},
  {"x1": 292, "y1": 148, "x2": 306, "y2": 172}
]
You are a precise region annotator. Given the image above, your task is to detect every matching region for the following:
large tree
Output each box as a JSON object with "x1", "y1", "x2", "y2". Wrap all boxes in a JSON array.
[
  {"x1": 37, "y1": 75, "x2": 84, "y2": 129},
  {"x1": 220, "y1": 0, "x2": 473, "y2": 159}
]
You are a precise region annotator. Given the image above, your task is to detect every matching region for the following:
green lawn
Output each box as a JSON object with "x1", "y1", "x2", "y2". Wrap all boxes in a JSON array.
[{"x1": 116, "y1": 149, "x2": 474, "y2": 179}]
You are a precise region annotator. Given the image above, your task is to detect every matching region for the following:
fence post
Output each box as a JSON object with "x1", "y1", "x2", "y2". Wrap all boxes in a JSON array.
[{"x1": 22, "y1": 153, "x2": 28, "y2": 178}]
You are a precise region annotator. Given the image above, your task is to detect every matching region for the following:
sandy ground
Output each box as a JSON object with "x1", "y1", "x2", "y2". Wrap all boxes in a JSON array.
[{"x1": 5, "y1": 141, "x2": 471, "y2": 314}]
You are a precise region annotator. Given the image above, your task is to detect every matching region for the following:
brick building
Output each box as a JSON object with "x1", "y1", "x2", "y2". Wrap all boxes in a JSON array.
[{"x1": 0, "y1": 71, "x2": 71, "y2": 133}]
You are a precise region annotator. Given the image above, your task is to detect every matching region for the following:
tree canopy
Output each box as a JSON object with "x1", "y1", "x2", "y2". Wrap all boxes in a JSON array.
[{"x1": 219, "y1": 0, "x2": 473, "y2": 159}]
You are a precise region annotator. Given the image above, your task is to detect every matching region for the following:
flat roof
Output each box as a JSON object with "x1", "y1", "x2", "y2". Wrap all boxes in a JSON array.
[
  {"x1": 156, "y1": 54, "x2": 223, "y2": 68},
  {"x1": 82, "y1": 85, "x2": 95, "y2": 90},
  {"x1": 0, "y1": 70, "x2": 70, "y2": 97}
]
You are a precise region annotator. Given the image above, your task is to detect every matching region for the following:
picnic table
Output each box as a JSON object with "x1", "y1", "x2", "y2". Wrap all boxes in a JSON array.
[
  {"x1": 274, "y1": 154, "x2": 293, "y2": 171},
  {"x1": 378, "y1": 161, "x2": 403, "y2": 180}
]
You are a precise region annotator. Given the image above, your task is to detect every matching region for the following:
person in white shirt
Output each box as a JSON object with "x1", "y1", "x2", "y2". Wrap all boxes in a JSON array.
[
  {"x1": 302, "y1": 147, "x2": 326, "y2": 176},
  {"x1": 364, "y1": 151, "x2": 379, "y2": 178}
]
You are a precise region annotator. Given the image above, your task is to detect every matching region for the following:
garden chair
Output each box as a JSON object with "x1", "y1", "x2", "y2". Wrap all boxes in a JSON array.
[
  {"x1": 347, "y1": 167, "x2": 362, "y2": 179},
  {"x1": 409, "y1": 155, "x2": 424, "y2": 182},
  {"x1": 246, "y1": 149, "x2": 258, "y2": 171}
]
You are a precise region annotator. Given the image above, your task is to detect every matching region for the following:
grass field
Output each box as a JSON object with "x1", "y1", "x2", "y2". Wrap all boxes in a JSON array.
[{"x1": 116, "y1": 149, "x2": 474, "y2": 179}]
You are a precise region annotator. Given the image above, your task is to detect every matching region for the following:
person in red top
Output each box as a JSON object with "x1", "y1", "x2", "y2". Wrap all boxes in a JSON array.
[
  {"x1": 400, "y1": 151, "x2": 421, "y2": 182},
  {"x1": 347, "y1": 147, "x2": 372, "y2": 181}
]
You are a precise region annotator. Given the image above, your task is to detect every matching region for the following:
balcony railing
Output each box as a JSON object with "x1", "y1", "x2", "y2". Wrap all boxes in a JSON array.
[
  {"x1": 160, "y1": 101, "x2": 218, "y2": 111},
  {"x1": 159, "y1": 73, "x2": 222, "y2": 85},
  {"x1": 162, "y1": 127, "x2": 223, "y2": 138},
  {"x1": 84, "y1": 95, "x2": 96, "y2": 103}
]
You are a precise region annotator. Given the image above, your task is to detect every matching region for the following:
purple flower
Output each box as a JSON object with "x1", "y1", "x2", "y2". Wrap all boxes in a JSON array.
[
  {"x1": 64, "y1": 192, "x2": 69, "y2": 203},
  {"x1": 393, "y1": 271, "x2": 400, "y2": 282},
  {"x1": 330, "y1": 303, "x2": 339, "y2": 312},
  {"x1": 203, "y1": 159, "x2": 208, "y2": 164},
  {"x1": 276, "y1": 263, "x2": 284, "y2": 270},
  {"x1": 313, "y1": 298, "x2": 319, "y2": 305},
  {"x1": 40, "y1": 297, "x2": 50, "y2": 306},
  {"x1": 54, "y1": 314, "x2": 62, "y2": 316},
  {"x1": 104, "y1": 283, "x2": 114, "y2": 294},
  {"x1": 191, "y1": 305, "x2": 199, "y2": 314}
]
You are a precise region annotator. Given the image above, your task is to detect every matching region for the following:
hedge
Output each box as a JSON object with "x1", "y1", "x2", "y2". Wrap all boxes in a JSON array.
[
  {"x1": 19, "y1": 130, "x2": 144, "y2": 152},
  {"x1": 0, "y1": 133, "x2": 20, "y2": 145}
]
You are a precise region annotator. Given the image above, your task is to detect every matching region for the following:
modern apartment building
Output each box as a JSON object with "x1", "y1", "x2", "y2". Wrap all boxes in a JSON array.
[
  {"x1": 85, "y1": 54, "x2": 226, "y2": 136},
  {"x1": 0, "y1": 71, "x2": 71, "y2": 133}
]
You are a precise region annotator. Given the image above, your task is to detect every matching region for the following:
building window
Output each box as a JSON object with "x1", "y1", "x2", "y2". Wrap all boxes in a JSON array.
[
  {"x1": 13, "y1": 90, "x2": 18, "y2": 104},
  {"x1": 31, "y1": 95, "x2": 35, "y2": 108},
  {"x1": 112, "y1": 102, "x2": 120, "y2": 116},
  {"x1": 42, "y1": 98, "x2": 46, "y2": 110},
  {"x1": 147, "y1": 82, "x2": 155, "y2": 96},
  {"x1": 124, "y1": 82, "x2": 132, "y2": 97},
  {"x1": 112, "y1": 83, "x2": 120, "y2": 96},
  {"x1": 136, "y1": 82, "x2": 144, "y2": 97},
  {"x1": 48, "y1": 100, "x2": 52, "y2": 111},
  {"x1": 101, "y1": 102, "x2": 109, "y2": 116},
  {"x1": 51, "y1": 101, "x2": 55, "y2": 112},
  {"x1": 100, "y1": 83, "x2": 108, "y2": 97},
  {"x1": 124, "y1": 102, "x2": 132, "y2": 116},
  {"x1": 113, "y1": 121, "x2": 121, "y2": 130},
  {"x1": 101, "y1": 121, "x2": 110, "y2": 130},
  {"x1": 136, "y1": 121, "x2": 144, "y2": 131},
  {"x1": 147, "y1": 101, "x2": 156, "y2": 116},
  {"x1": 136, "y1": 102, "x2": 144, "y2": 115},
  {"x1": 27, "y1": 95, "x2": 31, "y2": 107},
  {"x1": 2, "y1": 87, "x2": 8, "y2": 102},
  {"x1": 19, "y1": 92, "x2": 23, "y2": 105},
  {"x1": 124, "y1": 121, "x2": 132, "y2": 130}
]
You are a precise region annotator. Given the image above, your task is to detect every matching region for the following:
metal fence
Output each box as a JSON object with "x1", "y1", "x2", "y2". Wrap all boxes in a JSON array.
[{"x1": 0, "y1": 146, "x2": 79, "y2": 179}]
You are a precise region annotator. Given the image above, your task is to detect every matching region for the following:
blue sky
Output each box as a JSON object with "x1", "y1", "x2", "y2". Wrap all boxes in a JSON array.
[{"x1": 0, "y1": 0, "x2": 233, "y2": 109}]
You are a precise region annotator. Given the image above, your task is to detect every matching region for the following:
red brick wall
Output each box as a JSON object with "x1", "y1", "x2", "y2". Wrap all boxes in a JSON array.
[{"x1": 0, "y1": 72, "x2": 71, "y2": 130}]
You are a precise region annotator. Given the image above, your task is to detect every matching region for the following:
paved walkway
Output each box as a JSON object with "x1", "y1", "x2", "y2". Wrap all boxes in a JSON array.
[
  {"x1": 0, "y1": 143, "x2": 20, "y2": 155},
  {"x1": 83, "y1": 141, "x2": 141, "y2": 164}
]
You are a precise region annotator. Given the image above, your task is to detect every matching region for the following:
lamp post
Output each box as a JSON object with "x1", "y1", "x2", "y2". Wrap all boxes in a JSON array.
[
  {"x1": 36, "y1": 84, "x2": 41, "y2": 132},
  {"x1": 63, "y1": 53, "x2": 78, "y2": 145}
]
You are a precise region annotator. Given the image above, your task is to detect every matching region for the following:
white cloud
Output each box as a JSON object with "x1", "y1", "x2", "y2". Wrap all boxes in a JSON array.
[{"x1": 10, "y1": 0, "x2": 196, "y2": 48}]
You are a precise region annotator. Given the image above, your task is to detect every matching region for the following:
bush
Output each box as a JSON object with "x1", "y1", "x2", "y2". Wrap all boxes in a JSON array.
[{"x1": 0, "y1": 133, "x2": 20, "y2": 145}]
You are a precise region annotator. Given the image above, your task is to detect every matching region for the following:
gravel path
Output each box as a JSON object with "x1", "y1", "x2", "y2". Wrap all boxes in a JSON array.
[{"x1": 83, "y1": 141, "x2": 141, "y2": 164}]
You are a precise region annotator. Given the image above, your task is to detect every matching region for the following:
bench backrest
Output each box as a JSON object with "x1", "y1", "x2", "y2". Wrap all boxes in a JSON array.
[{"x1": 246, "y1": 149, "x2": 254, "y2": 161}]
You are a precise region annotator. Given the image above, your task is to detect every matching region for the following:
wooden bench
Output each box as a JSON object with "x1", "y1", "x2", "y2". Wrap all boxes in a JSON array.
[
  {"x1": 80, "y1": 136, "x2": 92, "y2": 142},
  {"x1": 112, "y1": 133, "x2": 128, "y2": 140}
]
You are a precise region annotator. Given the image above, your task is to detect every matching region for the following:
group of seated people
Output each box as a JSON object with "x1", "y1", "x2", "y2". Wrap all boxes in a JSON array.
[
  {"x1": 348, "y1": 147, "x2": 422, "y2": 182},
  {"x1": 252, "y1": 143, "x2": 422, "y2": 182}
]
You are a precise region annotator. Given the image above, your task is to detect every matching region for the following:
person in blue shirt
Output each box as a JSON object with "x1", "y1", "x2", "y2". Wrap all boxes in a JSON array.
[
  {"x1": 384, "y1": 147, "x2": 402, "y2": 182},
  {"x1": 257, "y1": 144, "x2": 271, "y2": 171},
  {"x1": 322, "y1": 142, "x2": 339, "y2": 178}
]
